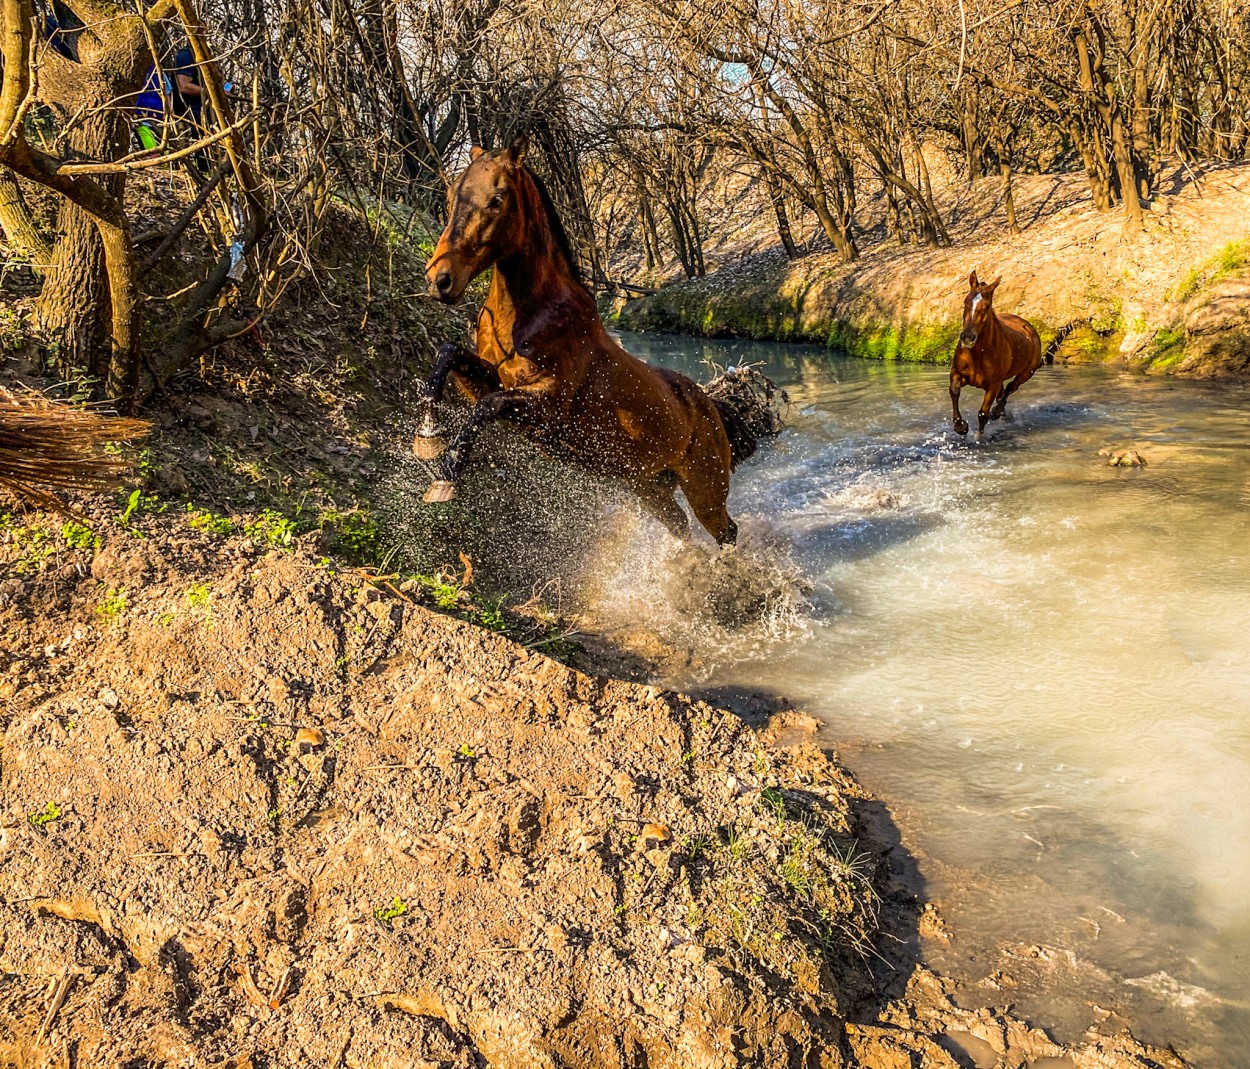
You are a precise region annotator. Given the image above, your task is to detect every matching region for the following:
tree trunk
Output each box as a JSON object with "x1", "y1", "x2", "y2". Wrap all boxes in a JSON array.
[
  {"x1": 31, "y1": 82, "x2": 122, "y2": 384},
  {"x1": 1075, "y1": 19, "x2": 1145, "y2": 229},
  {"x1": 811, "y1": 197, "x2": 856, "y2": 262},
  {"x1": 1001, "y1": 158, "x2": 1020, "y2": 235},
  {"x1": 0, "y1": 167, "x2": 51, "y2": 266},
  {"x1": 34, "y1": 204, "x2": 107, "y2": 377},
  {"x1": 962, "y1": 88, "x2": 985, "y2": 182},
  {"x1": 666, "y1": 204, "x2": 693, "y2": 279},
  {"x1": 1070, "y1": 119, "x2": 1115, "y2": 210},
  {"x1": 639, "y1": 196, "x2": 658, "y2": 270},
  {"x1": 764, "y1": 172, "x2": 799, "y2": 259}
]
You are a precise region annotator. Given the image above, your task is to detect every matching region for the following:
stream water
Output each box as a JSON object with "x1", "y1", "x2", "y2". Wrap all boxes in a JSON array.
[{"x1": 605, "y1": 330, "x2": 1250, "y2": 1066}]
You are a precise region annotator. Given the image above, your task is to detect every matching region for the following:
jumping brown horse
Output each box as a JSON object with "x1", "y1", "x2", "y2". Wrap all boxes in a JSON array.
[
  {"x1": 415, "y1": 136, "x2": 755, "y2": 545},
  {"x1": 949, "y1": 272, "x2": 1044, "y2": 439}
]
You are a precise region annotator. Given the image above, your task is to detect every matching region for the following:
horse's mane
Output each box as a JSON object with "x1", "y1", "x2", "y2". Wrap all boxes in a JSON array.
[{"x1": 527, "y1": 168, "x2": 586, "y2": 289}]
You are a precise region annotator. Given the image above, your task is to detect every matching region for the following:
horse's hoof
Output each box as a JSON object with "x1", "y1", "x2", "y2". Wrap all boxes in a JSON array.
[
  {"x1": 412, "y1": 434, "x2": 447, "y2": 460},
  {"x1": 953, "y1": 422, "x2": 969, "y2": 436},
  {"x1": 423, "y1": 480, "x2": 458, "y2": 503}
]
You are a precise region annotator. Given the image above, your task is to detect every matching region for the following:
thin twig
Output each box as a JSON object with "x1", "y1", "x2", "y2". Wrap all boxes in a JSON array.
[
  {"x1": 140, "y1": 160, "x2": 230, "y2": 277},
  {"x1": 33, "y1": 970, "x2": 74, "y2": 1050},
  {"x1": 268, "y1": 966, "x2": 293, "y2": 1009}
]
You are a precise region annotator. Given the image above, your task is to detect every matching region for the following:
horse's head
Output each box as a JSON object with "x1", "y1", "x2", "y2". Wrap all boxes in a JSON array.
[
  {"x1": 426, "y1": 135, "x2": 530, "y2": 304},
  {"x1": 960, "y1": 270, "x2": 1001, "y2": 347}
]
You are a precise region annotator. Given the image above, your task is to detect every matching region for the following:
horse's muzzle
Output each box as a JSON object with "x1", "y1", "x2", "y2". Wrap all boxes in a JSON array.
[
  {"x1": 959, "y1": 331, "x2": 978, "y2": 347},
  {"x1": 429, "y1": 269, "x2": 457, "y2": 303}
]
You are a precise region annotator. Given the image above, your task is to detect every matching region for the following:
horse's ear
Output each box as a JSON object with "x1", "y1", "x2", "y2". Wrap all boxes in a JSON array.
[
  {"x1": 988, "y1": 275, "x2": 1002, "y2": 293},
  {"x1": 503, "y1": 132, "x2": 529, "y2": 168},
  {"x1": 969, "y1": 270, "x2": 979, "y2": 289},
  {"x1": 469, "y1": 145, "x2": 486, "y2": 162}
]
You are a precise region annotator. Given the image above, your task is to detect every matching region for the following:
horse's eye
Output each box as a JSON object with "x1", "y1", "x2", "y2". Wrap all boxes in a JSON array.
[{"x1": 488, "y1": 193, "x2": 505, "y2": 210}]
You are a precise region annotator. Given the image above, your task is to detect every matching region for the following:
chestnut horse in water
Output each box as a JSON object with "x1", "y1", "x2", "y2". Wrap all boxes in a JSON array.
[
  {"x1": 415, "y1": 137, "x2": 755, "y2": 545},
  {"x1": 950, "y1": 272, "x2": 1044, "y2": 439}
]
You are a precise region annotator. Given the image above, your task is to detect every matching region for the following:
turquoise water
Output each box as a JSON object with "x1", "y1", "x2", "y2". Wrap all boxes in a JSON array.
[{"x1": 609, "y1": 331, "x2": 1250, "y2": 1066}]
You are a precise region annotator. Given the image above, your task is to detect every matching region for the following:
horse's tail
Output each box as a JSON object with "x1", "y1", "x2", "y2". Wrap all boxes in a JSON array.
[
  {"x1": 703, "y1": 365, "x2": 789, "y2": 471},
  {"x1": 0, "y1": 389, "x2": 149, "y2": 515},
  {"x1": 712, "y1": 398, "x2": 758, "y2": 470},
  {"x1": 1044, "y1": 320, "x2": 1083, "y2": 365}
]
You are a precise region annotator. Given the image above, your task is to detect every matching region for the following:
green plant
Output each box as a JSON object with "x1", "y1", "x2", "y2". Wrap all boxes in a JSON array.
[
  {"x1": 475, "y1": 596, "x2": 509, "y2": 633},
  {"x1": 725, "y1": 824, "x2": 750, "y2": 861},
  {"x1": 244, "y1": 509, "x2": 297, "y2": 547},
  {"x1": 186, "y1": 505, "x2": 235, "y2": 536},
  {"x1": 118, "y1": 488, "x2": 166, "y2": 527},
  {"x1": 61, "y1": 521, "x2": 97, "y2": 551},
  {"x1": 322, "y1": 508, "x2": 381, "y2": 561},
  {"x1": 375, "y1": 897, "x2": 408, "y2": 924},
  {"x1": 427, "y1": 576, "x2": 464, "y2": 610},
  {"x1": 759, "y1": 786, "x2": 787, "y2": 822},
  {"x1": 0, "y1": 305, "x2": 26, "y2": 350},
  {"x1": 185, "y1": 582, "x2": 212, "y2": 610},
  {"x1": 457, "y1": 743, "x2": 477, "y2": 758},
  {"x1": 779, "y1": 831, "x2": 817, "y2": 900},
  {"x1": 2, "y1": 522, "x2": 52, "y2": 574},
  {"x1": 28, "y1": 801, "x2": 62, "y2": 828},
  {"x1": 96, "y1": 588, "x2": 127, "y2": 624},
  {"x1": 1173, "y1": 239, "x2": 1248, "y2": 302},
  {"x1": 685, "y1": 833, "x2": 713, "y2": 860}
]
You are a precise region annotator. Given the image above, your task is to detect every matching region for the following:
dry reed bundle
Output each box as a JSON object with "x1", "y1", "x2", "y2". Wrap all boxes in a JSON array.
[
  {"x1": 702, "y1": 362, "x2": 790, "y2": 439},
  {"x1": 0, "y1": 389, "x2": 150, "y2": 515}
]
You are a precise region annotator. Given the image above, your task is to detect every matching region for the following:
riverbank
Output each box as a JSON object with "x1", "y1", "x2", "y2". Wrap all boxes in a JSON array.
[
  {"x1": 613, "y1": 161, "x2": 1250, "y2": 378},
  {"x1": 0, "y1": 508, "x2": 1190, "y2": 1068}
]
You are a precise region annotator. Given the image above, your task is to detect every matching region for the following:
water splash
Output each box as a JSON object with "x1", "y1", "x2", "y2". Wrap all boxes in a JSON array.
[{"x1": 587, "y1": 514, "x2": 818, "y2": 681}]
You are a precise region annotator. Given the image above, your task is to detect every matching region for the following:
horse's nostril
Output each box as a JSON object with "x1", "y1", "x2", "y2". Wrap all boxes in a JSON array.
[{"x1": 435, "y1": 271, "x2": 453, "y2": 295}]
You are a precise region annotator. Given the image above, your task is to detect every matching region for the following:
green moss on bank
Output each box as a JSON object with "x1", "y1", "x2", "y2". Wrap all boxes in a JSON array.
[
  {"x1": 617, "y1": 284, "x2": 962, "y2": 363},
  {"x1": 1172, "y1": 239, "x2": 1248, "y2": 303},
  {"x1": 617, "y1": 269, "x2": 1135, "y2": 369}
]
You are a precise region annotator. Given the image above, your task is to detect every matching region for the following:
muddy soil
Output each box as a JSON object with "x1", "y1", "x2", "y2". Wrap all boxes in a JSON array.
[{"x1": 0, "y1": 510, "x2": 1189, "y2": 1069}]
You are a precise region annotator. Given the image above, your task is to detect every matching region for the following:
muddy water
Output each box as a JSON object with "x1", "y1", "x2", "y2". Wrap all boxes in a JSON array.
[{"x1": 610, "y1": 331, "x2": 1250, "y2": 1066}]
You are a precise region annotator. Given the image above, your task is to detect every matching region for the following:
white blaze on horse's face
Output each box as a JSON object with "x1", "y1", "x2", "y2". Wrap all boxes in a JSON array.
[{"x1": 961, "y1": 290, "x2": 990, "y2": 347}]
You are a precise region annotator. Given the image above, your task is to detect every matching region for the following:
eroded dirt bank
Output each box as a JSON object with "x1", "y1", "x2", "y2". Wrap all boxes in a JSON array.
[
  {"x1": 0, "y1": 513, "x2": 1188, "y2": 1068},
  {"x1": 614, "y1": 162, "x2": 1250, "y2": 378}
]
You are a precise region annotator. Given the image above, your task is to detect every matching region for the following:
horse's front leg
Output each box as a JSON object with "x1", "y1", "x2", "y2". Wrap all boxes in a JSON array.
[
  {"x1": 950, "y1": 372, "x2": 969, "y2": 436},
  {"x1": 412, "y1": 342, "x2": 476, "y2": 459},
  {"x1": 977, "y1": 384, "x2": 1001, "y2": 441},
  {"x1": 423, "y1": 387, "x2": 545, "y2": 503}
]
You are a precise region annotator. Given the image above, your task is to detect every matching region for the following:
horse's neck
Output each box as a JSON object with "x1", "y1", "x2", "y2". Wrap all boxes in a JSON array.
[
  {"x1": 979, "y1": 307, "x2": 1002, "y2": 351},
  {"x1": 485, "y1": 180, "x2": 597, "y2": 355}
]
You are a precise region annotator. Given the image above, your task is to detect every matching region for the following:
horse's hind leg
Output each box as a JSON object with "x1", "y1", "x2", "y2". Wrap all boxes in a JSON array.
[
  {"x1": 635, "y1": 476, "x2": 690, "y2": 540},
  {"x1": 679, "y1": 468, "x2": 737, "y2": 547},
  {"x1": 991, "y1": 367, "x2": 1036, "y2": 420},
  {"x1": 977, "y1": 384, "x2": 1001, "y2": 440}
]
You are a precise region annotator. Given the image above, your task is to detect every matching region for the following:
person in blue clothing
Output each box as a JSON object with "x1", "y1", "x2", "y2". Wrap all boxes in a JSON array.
[
  {"x1": 44, "y1": 15, "x2": 76, "y2": 60},
  {"x1": 171, "y1": 45, "x2": 205, "y2": 126},
  {"x1": 134, "y1": 64, "x2": 167, "y2": 150}
]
